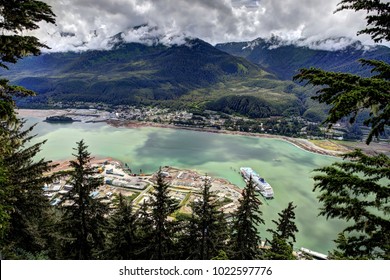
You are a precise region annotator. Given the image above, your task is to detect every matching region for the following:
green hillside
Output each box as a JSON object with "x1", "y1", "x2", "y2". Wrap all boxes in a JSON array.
[{"x1": 1, "y1": 38, "x2": 309, "y2": 118}]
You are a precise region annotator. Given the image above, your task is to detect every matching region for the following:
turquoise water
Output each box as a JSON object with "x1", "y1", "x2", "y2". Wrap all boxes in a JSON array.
[{"x1": 25, "y1": 117, "x2": 345, "y2": 254}]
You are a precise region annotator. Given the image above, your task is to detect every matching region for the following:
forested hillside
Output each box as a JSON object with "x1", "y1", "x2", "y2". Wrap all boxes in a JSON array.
[{"x1": 0, "y1": 38, "x2": 311, "y2": 119}]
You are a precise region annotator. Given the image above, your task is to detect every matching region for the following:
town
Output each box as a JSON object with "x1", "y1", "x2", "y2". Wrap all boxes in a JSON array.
[
  {"x1": 40, "y1": 104, "x2": 366, "y2": 140},
  {"x1": 45, "y1": 160, "x2": 242, "y2": 216},
  {"x1": 44, "y1": 159, "x2": 326, "y2": 260}
]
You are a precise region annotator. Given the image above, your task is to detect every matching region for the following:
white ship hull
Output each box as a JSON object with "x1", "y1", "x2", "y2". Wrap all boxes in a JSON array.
[{"x1": 240, "y1": 167, "x2": 274, "y2": 199}]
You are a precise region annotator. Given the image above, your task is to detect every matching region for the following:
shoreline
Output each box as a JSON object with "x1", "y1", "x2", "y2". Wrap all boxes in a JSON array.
[
  {"x1": 107, "y1": 119, "x2": 347, "y2": 157},
  {"x1": 47, "y1": 156, "x2": 116, "y2": 174},
  {"x1": 18, "y1": 108, "x2": 347, "y2": 157}
]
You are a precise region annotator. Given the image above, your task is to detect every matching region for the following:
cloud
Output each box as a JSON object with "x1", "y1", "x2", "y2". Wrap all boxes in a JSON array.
[
  {"x1": 31, "y1": 0, "x2": 385, "y2": 52},
  {"x1": 245, "y1": 36, "x2": 373, "y2": 52}
]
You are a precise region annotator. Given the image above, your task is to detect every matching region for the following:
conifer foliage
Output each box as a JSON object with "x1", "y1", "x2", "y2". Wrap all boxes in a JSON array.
[
  {"x1": 0, "y1": 122, "x2": 55, "y2": 258},
  {"x1": 268, "y1": 202, "x2": 298, "y2": 247},
  {"x1": 294, "y1": 0, "x2": 390, "y2": 259},
  {"x1": 133, "y1": 201, "x2": 154, "y2": 259},
  {"x1": 336, "y1": 0, "x2": 390, "y2": 43},
  {"x1": 190, "y1": 176, "x2": 229, "y2": 259},
  {"x1": 266, "y1": 202, "x2": 298, "y2": 260},
  {"x1": 314, "y1": 150, "x2": 390, "y2": 259},
  {"x1": 0, "y1": 0, "x2": 55, "y2": 117},
  {"x1": 0, "y1": 0, "x2": 55, "y2": 69},
  {"x1": 0, "y1": 163, "x2": 9, "y2": 240},
  {"x1": 0, "y1": 0, "x2": 56, "y2": 258},
  {"x1": 294, "y1": 60, "x2": 390, "y2": 144},
  {"x1": 294, "y1": 1, "x2": 390, "y2": 144},
  {"x1": 148, "y1": 169, "x2": 180, "y2": 259},
  {"x1": 59, "y1": 140, "x2": 109, "y2": 260},
  {"x1": 104, "y1": 194, "x2": 139, "y2": 260},
  {"x1": 230, "y1": 177, "x2": 264, "y2": 259}
]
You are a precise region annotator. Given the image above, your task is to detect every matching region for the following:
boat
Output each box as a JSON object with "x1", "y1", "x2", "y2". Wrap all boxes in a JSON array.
[
  {"x1": 240, "y1": 167, "x2": 274, "y2": 199},
  {"x1": 299, "y1": 247, "x2": 328, "y2": 260}
]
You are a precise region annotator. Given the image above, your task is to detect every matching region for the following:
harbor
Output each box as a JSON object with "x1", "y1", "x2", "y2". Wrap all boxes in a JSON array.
[
  {"x1": 23, "y1": 114, "x2": 346, "y2": 254},
  {"x1": 45, "y1": 160, "x2": 243, "y2": 215},
  {"x1": 44, "y1": 158, "x2": 328, "y2": 259}
]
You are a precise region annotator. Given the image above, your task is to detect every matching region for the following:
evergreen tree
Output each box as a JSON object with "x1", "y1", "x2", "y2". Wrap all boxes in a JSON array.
[
  {"x1": 293, "y1": 0, "x2": 390, "y2": 259},
  {"x1": 148, "y1": 168, "x2": 180, "y2": 260},
  {"x1": 211, "y1": 249, "x2": 229, "y2": 260},
  {"x1": 190, "y1": 177, "x2": 229, "y2": 259},
  {"x1": 0, "y1": 122, "x2": 56, "y2": 259},
  {"x1": 0, "y1": 161, "x2": 10, "y2": 242},
  {"x1": 134, "y1": 201, "x2": 154, "y2": 259},
  {"x1": 335, "y1": 0, "x2": 390, "y2": 43},
  {"x1": 294, "y1": 1, "x2": 389, "y2": 144},
  {"x1": 265, "y1": 236, "x2": 295, "y2": 260},
  {"x1": 266, "y1": 202, "x2": 298, "y2": 260},
  {"x1": 267, "y1": 202, "x2": 298, "y2": 247},
  {"x1": 313, "y1": 150, "x2": 389, "y2": 259},
  {"x1": 0, "y1": 0, "x2": 55, "y2": 69},
  {"x1": 0, "y1": 0, "x2": 55, "y2": 116},
  {"x1": 213, "y1": 210, "x2": 230, "y2": 257},
  {"x1": 59, "y1": 140, "x2": 109, "y2": 260},
  {"x1": 294, "y1": 60, "x2": 390, "y2": 144},
  {"x1": 0, "y1": 0, "x2": 55, "y2": 258},
  {"x1": 104, "y1": 194, "x2": 138, "y2": 260},
  {"x1": 176, "y1": 213, "x2": 200, "y2": 259},
  {"x1": 230, "y1": 177, "x2": 264, "y2": 260}
]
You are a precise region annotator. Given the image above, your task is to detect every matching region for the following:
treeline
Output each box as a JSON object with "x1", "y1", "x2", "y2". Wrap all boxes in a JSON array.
[
  {"x1": 206, "y1": 95, "x2": 272, "y2": 118},
  {"x1": 0, "y1": 137, "x2": 299, "y2": 260}
]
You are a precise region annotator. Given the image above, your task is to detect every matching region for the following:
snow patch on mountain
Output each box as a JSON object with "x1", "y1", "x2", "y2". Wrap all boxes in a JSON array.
[{"x1": 242, "y1": 35, "x2": 377, "y2": 52}]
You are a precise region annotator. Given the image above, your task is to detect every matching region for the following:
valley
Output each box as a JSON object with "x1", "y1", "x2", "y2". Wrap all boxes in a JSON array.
[
  {"x1": 19, "y1": 110, "x2": 348, "y2": 254},
  {"x1": 2, "y1": 36, "x2": 389, "y2": 128},
  {"x1": 1, "y1": 0, "x2": 389, "y2": 265}
]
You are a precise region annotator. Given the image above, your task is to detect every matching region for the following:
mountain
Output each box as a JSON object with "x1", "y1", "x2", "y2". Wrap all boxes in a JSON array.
[
  {"x1": 1, "y1": 37, "x2": 307, "y2": 119},
  {"x1": 216, "y1": 36, "x2": 390, "y2": 80}
]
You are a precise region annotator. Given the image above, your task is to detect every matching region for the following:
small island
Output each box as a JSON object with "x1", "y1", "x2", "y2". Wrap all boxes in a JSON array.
[{"x1": 44, "y1": 115, "x2": 77, "y2": 123}]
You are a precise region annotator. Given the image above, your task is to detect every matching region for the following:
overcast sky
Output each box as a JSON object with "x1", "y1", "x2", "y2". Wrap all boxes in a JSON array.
[{"x1": 32, "y1": 0, "x2": 385, "y2": 52}]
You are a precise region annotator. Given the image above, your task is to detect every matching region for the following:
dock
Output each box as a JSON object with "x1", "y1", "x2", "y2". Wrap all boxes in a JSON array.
[{"x1": 299, "y1": 247, "x2": 328, "y2": 260}]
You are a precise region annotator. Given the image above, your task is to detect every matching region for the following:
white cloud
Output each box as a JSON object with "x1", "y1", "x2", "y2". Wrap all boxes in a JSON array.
[{"x1": 31, "y1": 0, "x2": 387, "y2": 52}]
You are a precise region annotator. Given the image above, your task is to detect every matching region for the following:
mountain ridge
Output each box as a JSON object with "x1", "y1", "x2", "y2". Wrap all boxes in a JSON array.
[
  {"x1": 2, "y1": 35, "x2": 388, "y2": 121},
  {"x1": 4, "y1": 38, "x2": 302, "y2": 117},
  {"x1": 216, "y1": 36, "x2": 390, "y2": 80}
]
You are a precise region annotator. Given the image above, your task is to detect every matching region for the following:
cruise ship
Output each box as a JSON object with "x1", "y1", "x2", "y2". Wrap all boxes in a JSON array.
[{"x1": 240, "y1": 167, "x2": 274, "y2": 199}]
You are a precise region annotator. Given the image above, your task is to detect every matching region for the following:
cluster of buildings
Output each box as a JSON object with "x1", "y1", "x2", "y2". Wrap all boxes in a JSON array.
[
  {"x1": 43, "y1": 161, "x2": 242, "y2": 215},
  {"x1": 46, "y1": 104, "x2": 390, "y2": 144},
  {"x1": 44, "y1": 107, "x2": 231, "y2": 129}
]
